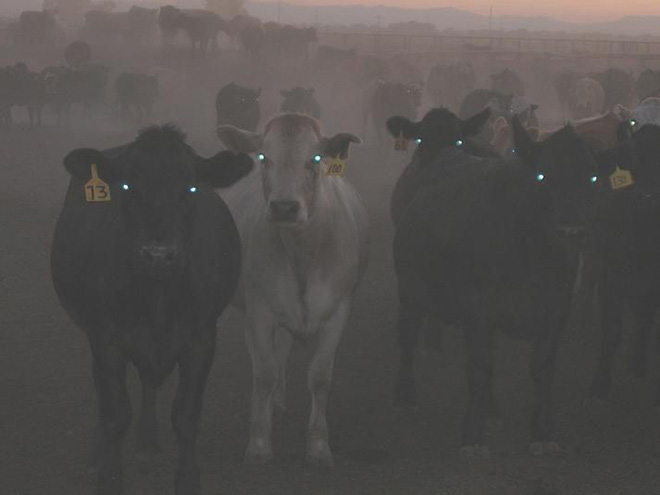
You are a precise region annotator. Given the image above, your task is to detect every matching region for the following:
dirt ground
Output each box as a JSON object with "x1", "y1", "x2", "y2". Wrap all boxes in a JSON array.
[{"x1": 2, "y1": 47, "x2": 660, "y2": 495}]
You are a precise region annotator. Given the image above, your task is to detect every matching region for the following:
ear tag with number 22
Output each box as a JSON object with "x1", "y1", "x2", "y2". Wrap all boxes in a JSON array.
[
  {"x1": 394, "y1": 132, "x2": 408, "y2": 152},
  {"x1": 84, "y1": 163, "x2": 112, "y2": 202},
  {"x1": 324, "y1": 155, "x2": 346, "y2": 177},
  {"x1": 609, "y1": 166, "x2": 634, "y2": 191}
]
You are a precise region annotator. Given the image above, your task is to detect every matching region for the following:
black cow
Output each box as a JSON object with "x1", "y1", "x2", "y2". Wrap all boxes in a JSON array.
[
  {"x1": 263, "y1": 23, "x2": 317, "y2": 63},
  {"x1": 0, "y1": 66, "x2": 17, "y2": 127},
  {"x1": 364, "y1": 80, "x2": 422, "y2": 144},
  {"x1": 589, "y1": 124, "x2": 660, "y2": 404},
  {"x1": 215, "y1": 82, "x2": 260, "y2": 131},
  {"x1": 239, "y1": 24, "x2": 265, "y2": 61},
  {"x1": 491, "y1": 68, "x2": 525, "y2": 97},
  {"x1": 389, "y1": 109, "x2": 598, "y2": 456},
  {"x1": 636, "y1": 69, "x2": 660, "y2": 102},
  {"x1": 158, "y1": 5, "x2": 227, "y2": 56},
  {"x1": 85, "y1": 7, "x2": 158, "y2": 44},
  {"x1": 589, "y1": 68, "x2": 636, "y2": 112},
  {"x1": 280, "y1": 87, "x2": 321, "y2": 118},
  {"x1": 116, "y1": 72, "x2": 158, "y2": 124},
  {"x1": 51, "y1": 124, "x2": 252, "y2": 495},
  {"x1": 427, "y1": 62, "x2": 476, "y2": 110},
  {"x1": 16, "y1": 10, "x2": 61, "y2": 46},
  {"x1": 50, "y1": 64, "x2": 110, "y2": 124}
]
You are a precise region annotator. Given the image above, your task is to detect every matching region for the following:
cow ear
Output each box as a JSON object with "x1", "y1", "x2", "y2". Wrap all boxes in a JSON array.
[
  {"x1": 63, "y1": 148, "x2": 120, "y2": 183},
  {"x1": 463, "y1": 108, "x2": 490, "y2": 136},
  {"x1": 511, "y1": 115, "x2": 538, "y2": 163},
  {"x1": 321, "y1": 133, "x2": 361, "y2": 159},
  {"x1": 386, "y1": 116, "x2": 418, "y2": 140},
  {"x1": 196, "y1": 151, "x2": 254, "y2": 189},
  {"x1": 216, "y1": 125, "x2": 261, "y2": 153}
]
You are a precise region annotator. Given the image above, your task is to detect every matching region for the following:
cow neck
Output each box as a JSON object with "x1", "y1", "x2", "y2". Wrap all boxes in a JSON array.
[{"x1": 131, "y1": 273, "x2": 189, "y2": 328}]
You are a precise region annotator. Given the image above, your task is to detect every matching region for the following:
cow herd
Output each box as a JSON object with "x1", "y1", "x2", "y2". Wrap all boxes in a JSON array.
[{"x1": 1, "y1": 3, "x2": 658, "y2": 495}]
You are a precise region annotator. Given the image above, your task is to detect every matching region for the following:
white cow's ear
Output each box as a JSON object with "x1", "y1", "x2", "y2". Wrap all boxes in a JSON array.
[
  {"x1": 216, "y1": 125, "x2": 261, "y2": 153},
  {"x1": 321, "y1": 133, "x2": 362, "y2": 159}
]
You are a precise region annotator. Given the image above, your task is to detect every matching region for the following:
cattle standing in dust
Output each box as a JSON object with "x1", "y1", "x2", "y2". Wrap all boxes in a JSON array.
[
  {"x1": 363, "y1": 81, "x2": 422, "y2": 144},
  {"x1": 634, "y1": 97, "x2": 660, "y2": 127},
  {"x1": 590, "y1": 68, "x2": 636, "y2": 112},
  {"x1": 0, "y1": 67, "x2": 15, "y2": 127},
  {"x1": 215, "y1": 83, "x2": 261, "y2": 131},
  {"x1": 426, "y1": 61, "x2": 476, "y2": 111},
  {"x1": 84, "y1": 7, "x2": 158, "y2": 45},
  {"x1": 636, "y1": 69, "x2": 660, "y2": 102},
  {"x1": 567, "y1": 77, "x2": 605, "y2": 121},
  {"x1": 491, "y1": 68, "x2": 525, "y2": 96},
  {"x1": 389, "y1": 108, "x2": 598, "y2": 456},
  {"x1": 589, "y1": 124, "x2": 660, "y2": 405},
  {"x1": 15, "y1": 10, "x2": 62, "y2": 46},
  {"x1": 50, "y1": 125, "x2": 253, "y2": 495},
  {"x1": 158, "y1": 5, "x2": 227, "y2": 56},
  {"x1": 280, "y1": 87, "x2": 321, "y2": 118},
  {"x1": 216, "y1": 114, "x2": 368, "y2": 467},
  {"x1": 554, "y1": 70, "x2": 581, "y2": 118},
  {"x1": 116, "y1": 72, "x2": 158, "y2": 123},
  {"x1": 263, "y1": 23, "x2": 318, "y2": 65}
]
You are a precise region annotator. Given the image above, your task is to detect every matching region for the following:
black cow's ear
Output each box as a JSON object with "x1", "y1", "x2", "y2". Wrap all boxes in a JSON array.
[
  {"x1": 63, "y1": 148, "x2": 120, "y2": 182},
  {"x1": 197, "y1": 151, "x2": 254, "y2": 189},
  {"x1": 386, "y1": 116, "x2": 418, "y2": 139},
  {"x1": 463, "y1": 108, "x2": 490, "y2": 136},
  {"x1": 321, "y1": 133, "x2": 361, "y2": 159},
  {"x1": 512, "y1": 115, "x2": 538, "y2": 163}
]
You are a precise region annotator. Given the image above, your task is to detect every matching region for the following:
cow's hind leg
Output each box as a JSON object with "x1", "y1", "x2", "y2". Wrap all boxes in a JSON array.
[
  {"x1": 172, "y1": 327, "x2": 216, "y2": 495},
  {"x1": 136, "y1": 371, "x2": 160, "y2": 466},
  {"x1": 394, "y1": 299, "x2": 424, "y2": 412},
  {"x1": 90, "y1": 343, "x2": 131, "y2": 495},
  {"x1": 305, "y1": 298, "x2": 351, "y2": 468},
  {"x1": 245, "y1": 304, "x2": 277, "y2": 464}
]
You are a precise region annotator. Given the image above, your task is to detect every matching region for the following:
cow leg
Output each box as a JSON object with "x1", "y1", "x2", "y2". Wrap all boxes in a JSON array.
[
  {"x1": 273, "y1": 326, "x2": 293, "y2": 415},
  {"x1": 245, "y1": 304, "x2": 277, "y2": 464},
  {"x1": 629, "y1": 296, "x2": 654, "y2": 378},
  {"x1": 394, "y1": 299, "x2": 424, "y2": 410},
  {"x1": 171, "y1": 328, "x2": 216, "y2": 495},
  {"x1": 136, "y1": 371, "x2": 160, "y2": 463},
  {"x1": 460, "y1": 312, "x2": 493, "y2": 459},
  {"x1": 590, "y1": 276, "x2": 623, "y2": 401},
  {"x1": 90, "y1": 343, "x2": 131, "y2": 495},
  {"x1": 529, "y1": 320, "x2": 562, "y2": 455},
  {"x1": 28, "y1": 107, "x2": 34, "y2": 128},
  {"x1": 306, "y1": 298, "x2": 351, "y2": 468}
]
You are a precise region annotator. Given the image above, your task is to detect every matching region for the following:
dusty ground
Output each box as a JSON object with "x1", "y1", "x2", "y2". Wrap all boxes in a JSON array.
[{"x1": 1, "y1": 46, "x2": 660, "y2": 495}]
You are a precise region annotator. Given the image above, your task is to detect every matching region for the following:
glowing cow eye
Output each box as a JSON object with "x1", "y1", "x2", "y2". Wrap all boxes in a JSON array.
[
  {"x1": 415, "y1": 138, "x2": 422, "y2": 145},
  {"x1": 511, "y1": 148, "x2": 517, "y2": 154},
  {"x1": 189, "y1": 186, "x2": 198, "y2": 193},
  {"x1": 590, "y1": 176, "x2": 598, "y2": 184},
  {"x1": 630, "y1": 119, "x2": 637, "y2": 126},
  {"x1": 257, "y1": 153, "x2": 266, "y2": 162},
  {"x1": 313, "y1": 154, "x2": 323, "y2": 163},
  {"x1": 455, "y1": 139, "x2": 464, "y2": 147},
  {"x1": 536, "y1": 173, "x2": 546, "y2": 182},
  {"x1": 121, "y1": 184, "x2": 130, "y2": 191}
]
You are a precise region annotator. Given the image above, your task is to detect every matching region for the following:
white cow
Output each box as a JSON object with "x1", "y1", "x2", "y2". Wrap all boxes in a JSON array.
[
  {"x1": 216, "y1": 113, "x2": 369, "y2": 467},
  {"x1": 633, "y1": 96, "x2": 660, "y2": 127}
]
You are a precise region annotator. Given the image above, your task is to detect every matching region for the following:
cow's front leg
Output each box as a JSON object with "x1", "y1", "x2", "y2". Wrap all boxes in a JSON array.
[
  {"x1": 90, "y1": 342, "x2": 131, "y2": 495},
  {"x1": 172, "y1": 327, "x2": 216, "y2": 495},
  {"x1": 245, "y1": 304, "x2": 278, "y2": 464},
  {"x1": 306, "y1": 298, "x2": 351, "y2": 468},
  {"x1": 136, "y1": 370, "x2": 160, "y2": 465},
  {"x1": 273, "y1": 326, "x2": 293, "y2": 415}
]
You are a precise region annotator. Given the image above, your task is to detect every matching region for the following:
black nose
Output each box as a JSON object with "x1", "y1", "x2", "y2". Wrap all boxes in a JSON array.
[
  {"x1": 270, "y1": 200, "x2": 300, "y2": 222},
  {"x1": 138, "y1": 243, "x2": 179, "y2": 269}
]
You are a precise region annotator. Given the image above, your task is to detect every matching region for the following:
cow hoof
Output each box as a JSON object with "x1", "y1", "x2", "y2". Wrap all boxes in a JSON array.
[
  {"x1": 306, "y1": 449, "x2": 335, "y2": 469},
  {"x1": 459, "y1": 445, "x2": 491, "y2": 460},
  {"x1": 244, "y1": 448, "x2": 273, "y2": 465},
  {"x1": 530, "y1": 441, "x2": 562, "y2": 456}
]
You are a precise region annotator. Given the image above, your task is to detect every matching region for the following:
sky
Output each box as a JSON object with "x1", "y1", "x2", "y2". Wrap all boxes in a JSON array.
[{"x1": 2, "y1": 0, "x2": 660, "y2": 23}]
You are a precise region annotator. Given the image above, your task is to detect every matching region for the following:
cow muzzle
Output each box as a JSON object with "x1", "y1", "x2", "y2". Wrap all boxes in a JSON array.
[
  {"x1": 269, "y1": 200, "x2": 301, "y2": 223},
  {"x1": 135, "y1": 243, "x2": 180, "y2": 276}
]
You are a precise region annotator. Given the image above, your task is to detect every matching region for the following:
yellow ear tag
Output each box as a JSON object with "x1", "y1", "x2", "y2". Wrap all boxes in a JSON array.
[
  {"x1": 324, "y1": 155, "x2": 346, "y2": 177},
  {"x1": 84, "y1": 163, "x2": 112, "y2": 202},
  {"x1": 394, "y1": 132, "x2": 408, "y2": 151},
  {"x1": 609, "y1": 166, "x2": 634, "y2": 191}
]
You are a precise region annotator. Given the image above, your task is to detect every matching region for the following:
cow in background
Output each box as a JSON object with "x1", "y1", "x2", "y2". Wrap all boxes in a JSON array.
[
  {"x1": 51, "y1": 124, "x2": 253, "y2": 495},
  {"x1": 590, "y1": 68, "x2": 636, "y2": 112},
  {"x1": 215, "y1": 82, "x2": 261, "y2": 132},
  {"x1": 116, "y1": 72, "x2": 158, "y2": 124},
  {"x1": 158, "y1": 5, "x2": 227, "y2": 56},
  {"x1": 280, "y1": 87, "x2": 321, "y2": 118},
  {"x1": 363, "y1": 80, "x2": 422, "y2": 144},
  {"x1": 567, "y1": 77, "x2": 605, "y2": 121},
  {"x1": 633, "y1": 97, "x2": 660, "y2": 127},
  {"x1": 216, "y1": 114, "x2": 368, "y2": 467},
  {"x1": 491, "y1": 68, "x2": 525, "y2": 96},
  {"x1": 426, "y1": 61, "x2": 476, "y2": 111},
  {"x1": 636, "y1": 69, "x2": 660, "y2": 102}
]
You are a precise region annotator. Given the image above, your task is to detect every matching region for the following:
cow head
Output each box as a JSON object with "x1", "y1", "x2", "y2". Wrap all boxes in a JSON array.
[
  {"x1": 387, "y1": 107, "x2": 492, "y2": 166},
  {"x1": 63, "y1": 125, "x2": 252, "y2": 278},
  {"x1": 513, "y1": 116, "x2": 598, "y2": 239},
  {"x1": 217, "y1": 114, "x2": 360, "y2": 226}
]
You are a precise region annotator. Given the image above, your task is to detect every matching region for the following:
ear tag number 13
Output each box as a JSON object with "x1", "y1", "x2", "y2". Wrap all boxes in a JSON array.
[
  {"x1": 394, "y1": 132, "x2": 408, "y2": 152},
  {"x1": 84, "y1": 163, "x2": 112, "y2": 202},
  {"x1": 609, "y1": 166, "x2": 634, "y2": 191},
  {"x1": 324, "y1": 155, "x2": 346, "y2": 177}
]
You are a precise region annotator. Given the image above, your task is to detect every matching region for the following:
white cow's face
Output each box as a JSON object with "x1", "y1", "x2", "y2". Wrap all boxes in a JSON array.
[
  {"x1": 216, "y1": 114, "x2": 361, "y2": 228},
  {"x1": 258, "y1": 124, "x2": 322, "y2": 225}
]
